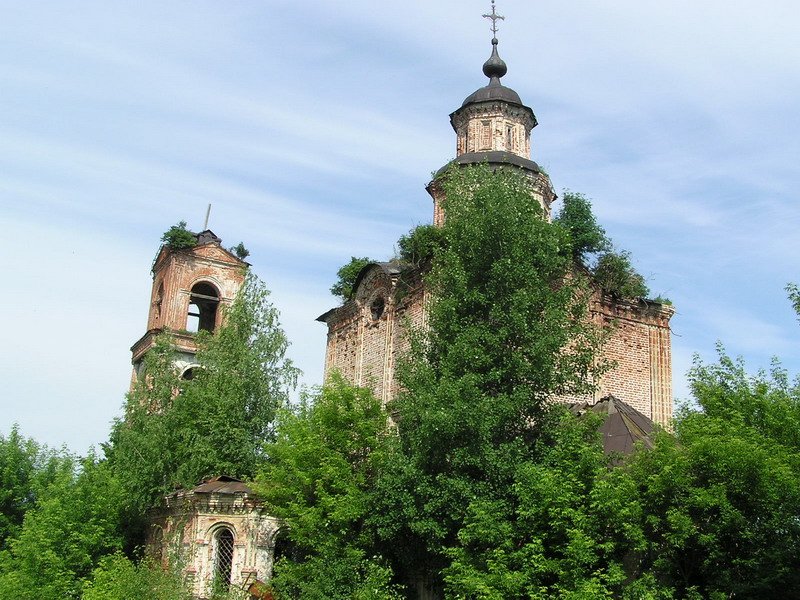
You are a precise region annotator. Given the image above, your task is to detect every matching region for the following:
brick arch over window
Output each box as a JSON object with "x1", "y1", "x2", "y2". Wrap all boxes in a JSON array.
[{"x1": 187, "y1": 281, "x2": 220, "y2": 333}]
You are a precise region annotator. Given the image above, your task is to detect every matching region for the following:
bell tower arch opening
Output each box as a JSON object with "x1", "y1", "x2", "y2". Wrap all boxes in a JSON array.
[
  {"x1": 129, "y1": 227, "x2": 248, "y2": 388},
  {"x1": 186, "y1": 282, "x2": 220, "y2": 333}
]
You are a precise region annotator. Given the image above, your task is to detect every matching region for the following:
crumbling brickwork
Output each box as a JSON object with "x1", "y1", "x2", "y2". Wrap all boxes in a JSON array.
[
  {"x1": 130, "y1": 230, "x2": 246, "y2": 383},
  {"x1": 148, "y1": 477, "x2": 281, "y2": 599},
  {"x1": 319, "y1": 268, "x2": 674, "y2": 427}
]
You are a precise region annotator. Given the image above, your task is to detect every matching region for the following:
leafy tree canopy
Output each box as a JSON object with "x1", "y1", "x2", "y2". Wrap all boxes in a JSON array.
[
  {"x1": 0, "y1": 426, "x2": 71, "y2": 550},
  {"x1": 384, "y1": 164, "x2": 612, "y2": 594},
  {"x1": 397, "y1": 224, "x2": 446, "y2": 266},
  {"x1": 256, "y1": 375, "x2": 402, "y2": 599},
  {"x1": 82, "y1": 554, "x2": 191, "y2": 600},
  {"x1": 554, "y1": 190, "x2": 611, "y2": 264},
  {"x1": 330, "y1": 256, "x2": 373, "y2": 301},
  {"x1": 106, "y1": 271, "x2": 298, "y2": 544},
  {"x1": 0, "y1": 454, "x2": 126, "y2": 600},
  {"x1": 593, "y1": 249, "x2": 650, "y2": 299},
  {"x1": 230, "y1": 241, "x2": 250, "y2": 260},
  {"x1": 160, "y1": 221, "x2": 196, "y2": 250}
]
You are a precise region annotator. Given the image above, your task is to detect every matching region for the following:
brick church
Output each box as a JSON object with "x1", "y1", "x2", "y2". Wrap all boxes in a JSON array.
[
  {"x1": 131, "y1": 8, "x2": 674, "y2": 598},
  {"x1": 315, "y1": 30, "x2": 674, "y2": 428}
]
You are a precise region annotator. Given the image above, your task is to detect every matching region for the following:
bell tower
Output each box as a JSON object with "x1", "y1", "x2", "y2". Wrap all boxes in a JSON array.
[
  {"x1": 427, "y1": 1, "x2": 555, "y2": 225},
  {"x1": 130, "y1": 229, "x2": 247, "y2": 383}
]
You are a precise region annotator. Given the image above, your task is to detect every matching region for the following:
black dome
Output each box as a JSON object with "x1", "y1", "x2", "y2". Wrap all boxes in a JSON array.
[
  {"x1": 461, "y1": 37, "x2": 523, "y2": 107},
  {"x1": 462, "y1": 81, "x2": 523, "y2": 107}
]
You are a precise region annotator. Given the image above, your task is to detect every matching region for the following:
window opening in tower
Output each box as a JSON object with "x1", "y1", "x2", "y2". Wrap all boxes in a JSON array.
[{"x1": 186, "y1": 282, "x2": 219, "y2": 333}]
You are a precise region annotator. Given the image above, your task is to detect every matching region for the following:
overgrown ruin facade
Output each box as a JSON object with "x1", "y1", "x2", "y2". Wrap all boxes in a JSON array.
[
  {"x1": 148, "y1": 476, "x2": 282, "y2": 599},
  {"x1": 317, "y1": 36, "x2": 674, "y2": 426},
  {"x1": 133, "y1": 14, "x2": 675, "y2": 599},
  {"x1": 129, "y1": 229, "x2": 247, "y2": 385}
]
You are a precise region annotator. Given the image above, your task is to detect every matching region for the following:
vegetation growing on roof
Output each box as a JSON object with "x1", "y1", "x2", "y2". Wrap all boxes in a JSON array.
[
  {"x1": 554, "y1": 190, "x2": 611, "y2": 263},
  {"x1": 593, "y1": 249, "x2": 650, "y2": 299},
  {"x1": 230, "y1": 242, "x2": 250, "y2": 260},
  {"x1": 160, "y1": 221, "x2": 196, "y2": 250},
  {"x1": 396, "y1": 224, "x2": 445, "y2": 266},
  {"x1": 554, "y1": 191, "x2": 650, "y2": 299},
  {"x1": 330, "y1": 256, "x2": 373, "y2": 301}
]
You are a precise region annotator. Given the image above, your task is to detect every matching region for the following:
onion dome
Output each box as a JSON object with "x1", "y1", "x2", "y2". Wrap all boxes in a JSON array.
[{"x1": 462, "y1": 37, "x2": 523, "y2": 107}]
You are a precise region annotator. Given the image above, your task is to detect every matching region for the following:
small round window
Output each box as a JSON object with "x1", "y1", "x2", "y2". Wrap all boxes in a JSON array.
[{"x1": 370, "y1": 296, "x2": 385, "y2": 321}]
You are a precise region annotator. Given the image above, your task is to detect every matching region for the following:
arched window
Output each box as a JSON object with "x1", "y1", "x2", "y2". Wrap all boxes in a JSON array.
[
  {"x1": 186, "y1": 282, "x2": 219, "y2": 333},
  {"x1": 213, "y1": 527, "x2": 235, "y2": 591},
  {"x1": 370, "y1": 296, "x2": 385, "y2": 321}
]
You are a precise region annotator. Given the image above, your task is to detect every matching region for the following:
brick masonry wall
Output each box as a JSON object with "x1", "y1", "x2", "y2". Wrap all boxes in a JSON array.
[{"x1": 321, "y1": 268, "x2": 674, "y2": 427}]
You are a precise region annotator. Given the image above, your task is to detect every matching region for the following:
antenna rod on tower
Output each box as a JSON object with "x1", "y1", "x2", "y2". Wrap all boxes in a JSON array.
[{"x1": 203, "y1": 204, "x2": 211, "y2": 230}]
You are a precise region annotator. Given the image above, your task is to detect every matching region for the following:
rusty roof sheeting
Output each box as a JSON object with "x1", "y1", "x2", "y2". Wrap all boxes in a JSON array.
[{"x1": 570, "y1": 396, "x2": 655, "y2": 456}]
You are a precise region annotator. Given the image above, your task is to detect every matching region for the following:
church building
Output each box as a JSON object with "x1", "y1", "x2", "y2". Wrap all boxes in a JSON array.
[
  {"x1": 129, "y1": 5, "x2": 675, "y2": 597},
  {"x1": 317, "y1": 15, "x2": 674, "y2": 427}
]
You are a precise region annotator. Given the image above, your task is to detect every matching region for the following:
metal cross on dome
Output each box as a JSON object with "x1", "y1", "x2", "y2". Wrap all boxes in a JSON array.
[{"x1": 483, "y1": 0, "x2": 505, "y2": 37}]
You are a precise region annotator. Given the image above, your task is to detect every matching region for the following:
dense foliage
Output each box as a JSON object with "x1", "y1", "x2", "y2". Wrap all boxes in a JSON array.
[
  {"x1": 160, "y1": 221, "x2": 197, "y2": 250},
  {"x1": 107, "y1": 271, "x2": 298, "y2": 542},
  {"x1": 593, "y1": 249, "x2": 650, "y2": 299},
  {"x1": 379, "y1": 165, "x2": 613, "y2": 596},
  {"x1": 257, "y1": 375, "x2": 402, "y2": 599},
  {"x1": 230, "y1": 241, "x2": 251, "y2": 259},
  {"x1": 82, "y1": 554, "x2": 191, "y2": 600},
  {"x1": 0, "y1": 426, "x2": 69, "y2": 550},
  {"x1": 331, "y1": 256, "x2": 373, "y2": 301},
  {"x1": 554, "y1": 191, "x2": 650, "y2": 299},
  {"x1": 553, "y1": 191, "x2": 610, "y2": 263},
  {"x1": 0, "y1": 454, "x2": 126, "y2": 599},
  {"x1": 397, "y1": 224, "x2": 446, "y2": 266}
]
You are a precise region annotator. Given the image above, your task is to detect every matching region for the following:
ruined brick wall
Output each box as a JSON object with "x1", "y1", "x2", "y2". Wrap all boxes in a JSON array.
[
  {"x1": 147, "y1": 243, "x2": 245, "y2": 334},
  {"x1": 131, "y1": 239, "x2": 246, "y2": 377},
  {"x1": 559, "y1": 295, "x2": 674, "y2": 425},
  {"x1": 320, "y1": 265, "x2": 425, "y2": 405},
  {"x1": 320, "y1": 268, "x2": 674, "y2": 427},
  {"x1": 149, "y1": 492, "x2": 281, "y2": 599}
]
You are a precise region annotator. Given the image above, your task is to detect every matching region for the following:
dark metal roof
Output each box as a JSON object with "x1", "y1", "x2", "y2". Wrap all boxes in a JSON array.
[
  {"x1": 190, "y1": 475, "x2": 254, "y2": 495},
  {"x1": 570, "y1": 396, "x2": 655, "y2": 456},
  {"x1": 433, "y1": 151, "x2": 542, "y2": 179},
  {"x1": 462, "y1": 80, "x2": 523, "y2": 107},
  {"x1": 196, "y1": 229, "x2": 221, "y2": 245}
]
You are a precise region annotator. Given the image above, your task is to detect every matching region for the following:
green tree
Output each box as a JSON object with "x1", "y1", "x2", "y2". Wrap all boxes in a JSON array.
[
  {"x1": 593, "y1": 249, "x2": 649, "y2": 299},
  {"x1": 82, "y1": 554, "x2": 191, "y2": 600},
  {"x1": 0, "y1": 454, "x2": 126, "y2": 599},
  {"x1": 553, "y1": 191, "x2": 610, "y2": 264},
  {"x1": 0, "y1": 426, "x2": 70, "y2": 550},
  {"x1": 256, "y1": 375, "x2": 401, "y2": 599},
  {"x1": 384, "y1": 165, "x2": 610, "y2": 595},
  {"x1": 107, "y1": 271, "x2": 298, "y2": 544},
  {"x1": 786, "y1": 283, "x2": 800, "y2": 322},
  {"x1": 603, "y1": 343, "x2": 800, "y2": 599},
  {"x1": 397, "y1": 224, "x2": 446, "y2": 266},
  {"x1": 230, "y1": 241, "x2": 250, "y2": 260},
  {"x1": 160, "y1": 221, "x2": 196, "y2": 250},
  {"x1": 331, "y1": 256, "x2": 372, "y2": 301}
]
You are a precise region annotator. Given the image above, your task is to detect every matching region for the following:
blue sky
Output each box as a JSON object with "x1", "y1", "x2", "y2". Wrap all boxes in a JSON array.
[{"x1": 2, "y1": 1, "x2": 799, "y2": 453}]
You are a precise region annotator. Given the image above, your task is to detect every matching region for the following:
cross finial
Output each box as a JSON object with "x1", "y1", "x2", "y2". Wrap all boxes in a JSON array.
[{"x1": 482, "y1": 0, "x2": 505, "y2": 38}]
